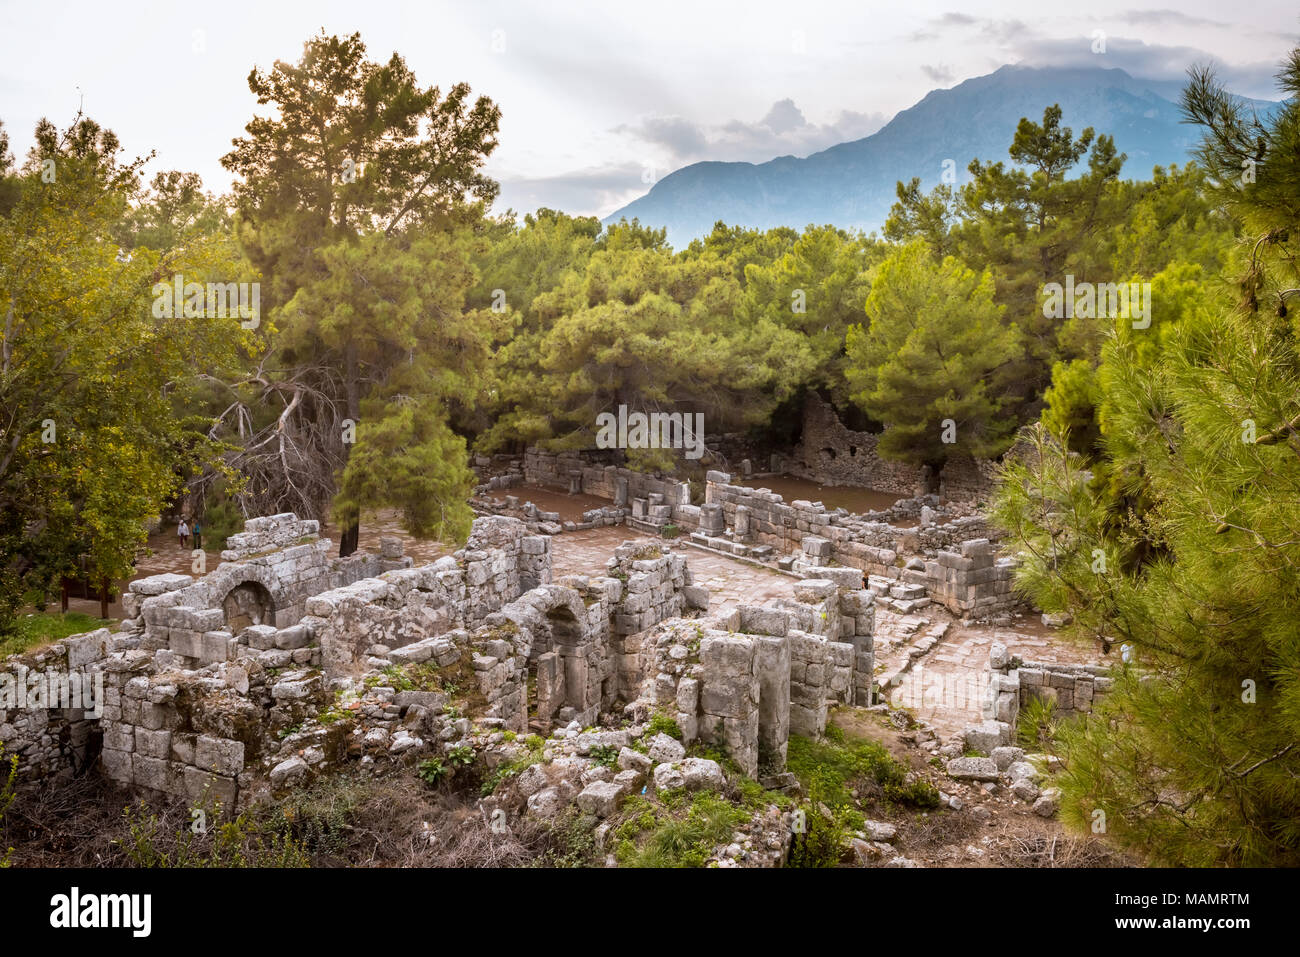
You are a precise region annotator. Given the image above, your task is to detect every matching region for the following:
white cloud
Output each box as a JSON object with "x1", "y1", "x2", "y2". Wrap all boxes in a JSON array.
[{"x1": 617, "y1": 99, "x2": 890, "y2": 168}]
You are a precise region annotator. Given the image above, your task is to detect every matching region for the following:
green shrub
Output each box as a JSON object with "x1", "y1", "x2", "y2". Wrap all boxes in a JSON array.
[
  {"x1": 3, "y1": 611, "x2": 110, "y2": 658},
  {"x1": 0, "y1": 744, "x2": 16, "y2": 868},
  {"x1": 198, "y1": 497, "x2": 243, "y2": 552},
  {"x1": 646, "y1": 711, "x2": 683, "y2": 741},
  {"x1": 1017, "y1": 696, "x2": 1059, "y2": 752},
  {"x1": 417, "y1": 758, "x2": 448, "y2": 786},
  {"x1": 616, "y1": 792, "x2": 748, "y2": 868},
  {"x1": 787, "y1": 733, "x2": 940, "y2": 811}
]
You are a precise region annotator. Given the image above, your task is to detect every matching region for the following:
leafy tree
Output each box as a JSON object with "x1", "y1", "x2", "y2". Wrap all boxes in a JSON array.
[
  {"x1": 680, "y1": 221, "x2": 800, "y2": 284},
  {"x1": 220, "y1": 31, "x2": 500, "y2": 550},
  {"x1": 845, "y1": 242, "x2": 1023, "y2": 473},
  {"x1": 883, "y1": 178, "x2": 959, "y2": 260},
  {"x1": 741, "y1": 224, "x2": 880, "y2": 404},
  {"x1": 954, "y1": 105, "x2": 1127, "y2": 391},
  {"x1": 483, "y1": 242, "x2": 812, "y2": 471},
  {"x1": 0, "y1": 115, "x2": 248, "y2": 634},
  {"x1": 989, "y1": 51, "x2": 1300, "y2": 865},
  {"x1": 333, "y1": 398, "x2": 476, "y2": 543}
]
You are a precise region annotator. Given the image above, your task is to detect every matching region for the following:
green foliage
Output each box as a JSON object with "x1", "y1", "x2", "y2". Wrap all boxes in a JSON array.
[
  {"x1": 588, "y1": 745, "x2": 620, "y2": 769},
  {"x1": 846, "y1": 242, "x2": 1023, "y2": 471},
  {"x1": 614, "y1": 792, "x2": 749, "y2": 868},
  {"x1": 417, "y1": 758, "x2": 449, "y2": 787},
  {"x1": 0, "y1": 744, "x2": 16, "y2": 867},
  {"x1": 480, "y1": 742, "x2": 544, "y2": 796},
  {"x1": 118, "y1": 800, "x2": 309, "y2": 868},
  {"x1": 197, "y1": 497, "x2": 242, "y2": 552},
  {"x1": 334, "y1": 397, "x2": 477, "y2": 543},
  {"x1": 990, "y1": 52, "x2": 1300, "y2": 861},
  {"x1": 532, "y1": 807, "x2": 601, "y2": 868},
  {"x1": 787, "y1": 732, "x2": 940, "y2": 811},
  {"x1": 1017, "y1": 696, "x2": 1060, "y2": 752},
  {"x1": 0, "y1": 113, "x2": 250, "y2": 635},
  {"x1": 2, "y1": 611, "x2": 110, "y2": 658},
  {"x1": 481, "y1": 234, "x2": 815, "y2": 466},
  {"x1": 787, "y1": 798, "x2": 848, "y2": 868},
  {"x1": 217, "y1": 30, "x2": 501, "y2": 536},
  {"x1": 646, "y1": 710, "x2": 683, "y2": 741},
  {"x1": 445, "y1": 744, "x2": 475, "y2": 769}
]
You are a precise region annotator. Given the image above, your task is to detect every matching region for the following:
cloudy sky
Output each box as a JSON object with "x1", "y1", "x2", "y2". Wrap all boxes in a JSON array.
[{"x1": 1, "y1": 1, "x2": 1296, "y2": 219}]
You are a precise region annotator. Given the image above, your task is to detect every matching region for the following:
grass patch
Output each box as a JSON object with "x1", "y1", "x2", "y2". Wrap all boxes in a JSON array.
[
  {"x1": 2, "y1": 611, "x2": 110, "y2": 658},
  {"x1": 787, "y1": 733, "x2": 941, "y2": 811},
  {"x1": 614, "y1": 791, "x2": 750, "y2": 868}
]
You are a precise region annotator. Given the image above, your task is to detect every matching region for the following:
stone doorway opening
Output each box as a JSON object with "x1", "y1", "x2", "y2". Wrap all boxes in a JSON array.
[{"x1": 222, "y1": 581, "x2": 275, "y2": 634}]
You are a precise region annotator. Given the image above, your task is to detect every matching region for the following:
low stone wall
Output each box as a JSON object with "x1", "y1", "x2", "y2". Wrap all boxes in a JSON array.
[
  {"x1": 5, "y1": 512, "x2": 714, "y2": 807},
  {"x1": 1017, "y1": 660, "x2": 1113, "y2": 718},
  {"x1": 524, "y1": 449, "x2": 691, "y2": 506},
  {"x1": 961, "y1": 643, "x2": 1115, "y2": 758},
  {"x1": 0, "y1": 629, "x2": 120, "y2": 782},
  {"x1": 125, "y1": 513, "x2": 398, "y2": 669},
  {"x1": 922, "y1": 539, "x2": 1018, "y2": 618}
]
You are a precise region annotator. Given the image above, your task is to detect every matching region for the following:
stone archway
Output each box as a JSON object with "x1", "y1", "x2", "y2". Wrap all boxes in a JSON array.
[{"x1": 222, "y1": 580, "x2": 275, "y2": 634}]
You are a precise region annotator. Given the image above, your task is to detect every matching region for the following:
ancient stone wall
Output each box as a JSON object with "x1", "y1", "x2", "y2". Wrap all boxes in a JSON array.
[
  {"x1": 923, "y1": 539, "x2": 1018, "y2": 617},
  {"x1": 126, "y1": 513, "x2": 399, "y2": 670},
  {"x1": 0, "y1": 629, "x2": 119, "y2": 782},
  {"x1": 6, "y1": 514, "x2": 713, "y2": 805},
  {"x1": 788, "y1": 393, "x2": 925, "y2": 494},
  {"x1": 636, "y1": 568, "x2": 874, "y2": 779},
  {"x1": 937, "y1": 453, "x2": 1000, "y2": 504}
]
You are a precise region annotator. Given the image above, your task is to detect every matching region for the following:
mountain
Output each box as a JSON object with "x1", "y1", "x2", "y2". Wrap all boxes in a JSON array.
[{"x1": 604, "y1": 64, "x2": 1278, "y2": 248}]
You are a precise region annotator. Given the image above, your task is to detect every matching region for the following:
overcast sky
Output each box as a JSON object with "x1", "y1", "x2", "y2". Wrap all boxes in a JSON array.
[{"x1": 1, "y1": 1, "x2": 1296, "y2": 219}]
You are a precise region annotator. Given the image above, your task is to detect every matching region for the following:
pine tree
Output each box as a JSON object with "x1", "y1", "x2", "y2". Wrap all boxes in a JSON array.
[
  {"x1": 845, "y1": 242, "x2": 1023, "y2": 473},
  {"x1": 989, "y1": 48, "x2": 1300, "y2": 864}
]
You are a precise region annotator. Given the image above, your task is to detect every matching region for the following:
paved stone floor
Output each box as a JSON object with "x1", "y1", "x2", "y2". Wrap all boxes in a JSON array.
[
  {"x1": 551, "y1": 527, "x2": 797, "y2": 613},
  {"x1": 876, "y1": 605, "x2": 1107, "y2": 740}
]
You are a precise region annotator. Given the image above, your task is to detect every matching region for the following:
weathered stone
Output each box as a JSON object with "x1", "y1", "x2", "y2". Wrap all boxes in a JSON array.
[
  {"x1": 652, "y1": 762, "x2": 686, "y2": 793},
  {"x1": 576, "y1": 780, "x2": 623, "y2": 817},
  {"x1": 647, "y1": 732, "x2": 685, "y2": 764},
  {"x1": 946, "y1": 756, "x2": 1001, "y2": 781},
  {"x1": 680, "y1": 757, "x2": 724, "y2": 791}
]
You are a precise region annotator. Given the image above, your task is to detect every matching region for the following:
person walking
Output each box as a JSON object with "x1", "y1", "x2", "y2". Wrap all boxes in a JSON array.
[
  {"x1": 192, "y1": 519, "x2": 202, "y2": 550},
  {"x1": 178, "y1": 517, "x2": 190, "y2": 549}
]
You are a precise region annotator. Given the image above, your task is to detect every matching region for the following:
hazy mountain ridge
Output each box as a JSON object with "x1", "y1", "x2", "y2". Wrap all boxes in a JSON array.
[{"x1": 606, "y1": 64, "x2": 1280, "y2": 247}]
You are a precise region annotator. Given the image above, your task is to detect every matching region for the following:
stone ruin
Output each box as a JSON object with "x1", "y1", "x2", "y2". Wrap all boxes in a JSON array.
[
  {"x1": 480, "y1": 446, "x2": 1023, "y2": 623},
  {"x1": 631, "y1": 565, "x2": 876, "y2": 783},
  {"x1": 1, "y1": 506, "x2": 888, "y2": 826}
]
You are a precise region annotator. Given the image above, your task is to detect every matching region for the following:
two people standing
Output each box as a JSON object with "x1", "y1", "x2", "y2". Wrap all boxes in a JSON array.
[{"x1": 177, "y1": 518, "x2": 203, "y2": 550}]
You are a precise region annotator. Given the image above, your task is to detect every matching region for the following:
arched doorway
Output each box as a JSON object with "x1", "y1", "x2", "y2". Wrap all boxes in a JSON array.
[{"x1": 222, "y1": 581, "x2": 275, "y2": 634}]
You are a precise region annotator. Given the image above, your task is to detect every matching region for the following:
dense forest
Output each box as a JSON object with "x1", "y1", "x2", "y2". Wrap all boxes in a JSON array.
[{"x1": 2, "y1": 31, "x2": 1298, "y2": 864}]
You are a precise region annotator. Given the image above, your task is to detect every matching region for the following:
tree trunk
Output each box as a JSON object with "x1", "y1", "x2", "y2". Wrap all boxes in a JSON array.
[{"x1": 339, "y1": 341, "x2": 362, "y2": 558}]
